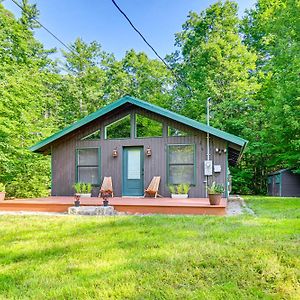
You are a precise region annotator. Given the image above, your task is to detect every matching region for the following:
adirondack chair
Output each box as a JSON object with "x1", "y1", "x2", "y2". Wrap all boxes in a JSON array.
[
  {"x1": 144, "y1": 176, "x2": 161, "y2": 198},
  {"x1": 99, "y1": 176, "x2": 114, "y2": 197}
]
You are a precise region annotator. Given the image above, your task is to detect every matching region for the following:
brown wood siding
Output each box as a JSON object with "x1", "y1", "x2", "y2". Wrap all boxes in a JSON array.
[{"x1": 51, "y1": 106, "x2": 227, "y2": 197}]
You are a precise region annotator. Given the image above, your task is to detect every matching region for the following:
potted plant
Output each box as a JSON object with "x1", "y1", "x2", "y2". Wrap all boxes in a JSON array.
[
  {"x1": 169, "y1": 183, "x2": 190, "y2": 199},
  {"x1": 207, "y1": 182, "x2": 224, "y2": 205},
  {"x1": 81, "y1": 183, "x2": 92, "y2": 198},
  {"x1": 0, "y1": 183, "x2": 5, "y2": 201},
  {"x1": 74, "y1": 182, "x2": 92, "y2": 198}
]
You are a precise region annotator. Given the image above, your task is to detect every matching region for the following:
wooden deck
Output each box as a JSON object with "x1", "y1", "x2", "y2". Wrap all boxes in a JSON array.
[{"x1": 0, "y1": 197, "x2": 227, "y2": 215}]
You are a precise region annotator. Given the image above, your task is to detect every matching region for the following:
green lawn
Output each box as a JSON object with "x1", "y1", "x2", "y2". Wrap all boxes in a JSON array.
[{"x1": 0, "y1": 197, "x2": 299, "y2": 299}]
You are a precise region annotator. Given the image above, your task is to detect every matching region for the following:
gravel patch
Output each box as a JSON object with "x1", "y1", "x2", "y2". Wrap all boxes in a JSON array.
[{"x1": 226, "y1": 196, "x2": 256, "y2": 216}]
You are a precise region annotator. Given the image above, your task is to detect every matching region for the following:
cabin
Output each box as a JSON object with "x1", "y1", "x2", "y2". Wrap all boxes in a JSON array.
[
  {"x1": 30, "y1": 96, "x2": 248, "y2": 198},
  {"x1": 268, "y1": 169, "x2": 300, "y2": 197}
]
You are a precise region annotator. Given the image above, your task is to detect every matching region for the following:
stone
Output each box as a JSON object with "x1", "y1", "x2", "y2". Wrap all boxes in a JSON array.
[{"x1": 68, "y1": 206, "x2": 116, "y2": 216}]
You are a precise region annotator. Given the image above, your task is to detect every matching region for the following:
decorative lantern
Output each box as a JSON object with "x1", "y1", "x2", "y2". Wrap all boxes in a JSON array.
[
  {"x1": 112, "y1": 148, "x2": 118, "y2": 157},
  {"x1": 146, "y1": 146, "x2": 152, "y2": 156}
]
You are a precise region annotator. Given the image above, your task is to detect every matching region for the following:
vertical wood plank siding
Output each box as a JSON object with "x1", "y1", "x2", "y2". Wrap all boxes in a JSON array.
[{"x1": 52, "y1": 106, "x2": 227, "y2": 197}]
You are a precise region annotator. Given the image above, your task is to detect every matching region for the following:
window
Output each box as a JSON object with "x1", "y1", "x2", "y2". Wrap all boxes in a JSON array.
[
  {"x1": 275, "y1": 174, "x2": 280, "y2": 184},
  {"x1": 81, "y1": 129, "x2": 101, "y2": 141},
  {"x1": 168, "y1": 126, "x2": 189, "y2": 137},
  {"x1": 105, "y1": 115, "x2": 131, "y2": 139},
  {"x1": 168, "y1": 144, "x2": 195, "y2": 184},
  {"x1": 76, "y1": 148, "x2": 100, "y2": 185},
  {"x1": 135, "y1": 114, "x2": 163, "y2": 138}
]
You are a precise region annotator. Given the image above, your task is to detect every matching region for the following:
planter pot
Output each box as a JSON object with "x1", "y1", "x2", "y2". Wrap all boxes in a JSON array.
[
  {"x1": 74, "y1": 199, "x2": 80, "y2": 207},
  {"x1": 80, "y1": 193, "x2": 91, "y2": 198},
  {"x1": 171, "y1": 194, "x2": 188, "y2": 199},
  {"x1": 208, "y1": 194, "x2": 222, "y2": 205},
  {"x1": 0, "y1": 192, "x2": 5, "y2": 201},
  {"x1": 74, "y1": 193, "x2": 80, "y2": 207}
]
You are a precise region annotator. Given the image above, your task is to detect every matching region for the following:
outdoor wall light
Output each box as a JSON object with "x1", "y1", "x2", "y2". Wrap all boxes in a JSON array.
[
  {"x1": 146, "y1": 146, "x2": 152, "y2": 156},
  {"x1": 215, "y1": 148, "x2": 226, "y2": 155},
  {"x1": 112, "y1": 148, "x2": 118, "y2": 157}
]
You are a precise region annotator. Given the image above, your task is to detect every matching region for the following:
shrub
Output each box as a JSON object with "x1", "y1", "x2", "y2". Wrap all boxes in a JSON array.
[{"x1": 207, "y1": 182, "x2": 224, "y2": 194}]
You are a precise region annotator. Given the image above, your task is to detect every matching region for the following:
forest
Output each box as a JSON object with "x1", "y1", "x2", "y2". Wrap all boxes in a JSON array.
[{"x1": 0, "y1": 0, "x2": 299, "y2": 197}]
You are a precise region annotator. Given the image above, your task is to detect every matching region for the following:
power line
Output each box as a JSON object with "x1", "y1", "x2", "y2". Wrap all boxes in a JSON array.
[
  {"x1": 111, "y1": 0, "x2": 192, "y2": 92},
  {"x1": 10, "y1": 0, "x2": 192, "y2": 92},
  {"x1": 9, "y1": 0, "x2": 75, "y2": 54}
]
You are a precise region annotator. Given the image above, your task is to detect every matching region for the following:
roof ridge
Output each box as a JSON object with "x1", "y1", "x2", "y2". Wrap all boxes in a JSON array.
[{"x1": 30, "y1": 95, "x2": 248, "y2": 152}]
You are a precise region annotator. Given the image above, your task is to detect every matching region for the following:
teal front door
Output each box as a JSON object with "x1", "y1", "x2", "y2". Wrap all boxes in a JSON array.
[{"x1": 123, "y1": 147, "x2": 144, "y2": 196}]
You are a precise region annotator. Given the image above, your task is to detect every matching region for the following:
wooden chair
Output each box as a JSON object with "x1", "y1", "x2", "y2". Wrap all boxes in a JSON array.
[
  {"x1": 144, "y1": 176, "x2": 161, "y2": 198},
  {"x1": 99, "y1": 177, "x2": 114, "y2": 197}
]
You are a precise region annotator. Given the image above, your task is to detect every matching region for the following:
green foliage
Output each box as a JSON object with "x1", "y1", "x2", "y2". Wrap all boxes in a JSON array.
[
  {"x1": 105, "y1": 115, "x2": 131, "y2": 139},
  {"x1": 0, "y1": 3, "x2": 58, "y2": 198},
  {"x1": 169, "y1": 183, "x2": 190, "y2": 194},
  {"x1": 86, "y1": 183, "x2": 92, "y2": 193},
  {"x1": 182, "y1": 183, "x2": 190, "y2": 194},
  {"x1": 135, "y1": 114, "x2": 163, "y2": 138},
  {"x1": 0, "y1": 183, "x2": 5, "y2": 192},
  {"x1": 81, "y1": 183, "x2": 87, "y2": 193},
  {"x1": 73, "y1": 182, "x2": 92, "y2": 194},
  {"x1": 73, "y1": 182, "x2": 82, "y2": 194},
  {"x1": 173, "y1": 0, "x2": 260, "y2": 136},
  {"x1": 207, "y1": 182, "x2": 224, "y2": 194},
  {"x1": 172, "y1": 0, "x2": 299, "y2": 194},
  {"x1": 168, "y1": 185, "x2": 176, "y2": 194}
]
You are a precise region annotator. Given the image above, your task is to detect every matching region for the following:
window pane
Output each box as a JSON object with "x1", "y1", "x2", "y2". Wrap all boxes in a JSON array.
[
  {"x1": 169, "y1": 145, "x2": 194, "y2": 164},
  {"x1": 81, "y1": 129, "x2": 101, "y2": 141},
  {"x1": 127, "y1": 149, "x2": 141, "y2": 179},
  {"x1": 78, "y1": 148, "x2": 98, "y2": 165},
  {"x1": 168, "y1": 126, "x2": 189, "y2": 137},
  {"x1": 78, "y1": 167, "x2": 98, "y2": 184},
  {"x1": 105, "y1": 115, "x2": 131, "y2": 139},
  {"x1": 169, "y1": 165, "x2": 194, "y2": 184},
  {"x1": 136, "y1": 114, "x2": 163, "y2": 138}
]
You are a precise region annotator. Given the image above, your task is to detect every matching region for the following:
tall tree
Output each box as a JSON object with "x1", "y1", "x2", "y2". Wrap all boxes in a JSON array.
[
  {"x1": 243, "y1": 0, "x2": 300, "y2": 174},
  {"x1": 173, "y1": 0, "x2": 260, "y2": 136},
  {"x1": 60, "y1": 43, "x2": 175, "y2": 127},
  {"x1": 0, "y1": 2, "x2": 60, "y2": 197},
  {"x1": 170, "y1": 0, "x2": 264, "y2": 193},
  {"x1": 59, "y1": 38, "x2": 110, "y2": 126}
]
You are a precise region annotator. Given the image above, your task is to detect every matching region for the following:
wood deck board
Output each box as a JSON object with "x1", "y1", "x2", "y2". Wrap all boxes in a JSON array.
[{"x1": 0, "y1": 197, "x2": 226, "y2": 215}]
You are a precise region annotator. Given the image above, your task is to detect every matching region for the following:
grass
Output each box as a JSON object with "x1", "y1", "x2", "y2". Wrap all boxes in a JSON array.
[{"x1": 0, "y1": 197, "x2": 299, "y2": 299}]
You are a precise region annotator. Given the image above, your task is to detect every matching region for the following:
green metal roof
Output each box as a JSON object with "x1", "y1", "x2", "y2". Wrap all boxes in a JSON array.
[{"x1": 30, "y1": 95, "x2": 248, "y2": 152}]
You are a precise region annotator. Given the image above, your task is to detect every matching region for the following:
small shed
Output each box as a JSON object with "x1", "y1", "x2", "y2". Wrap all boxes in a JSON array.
[{"x1": 268, "y1": 169, "x2": 300, "y2": 197}]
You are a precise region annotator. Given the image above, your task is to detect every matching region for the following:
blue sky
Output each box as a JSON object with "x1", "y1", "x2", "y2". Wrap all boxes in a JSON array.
[{"x1": 3, "y1": 0, "x2": 256, "y2": 60}]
